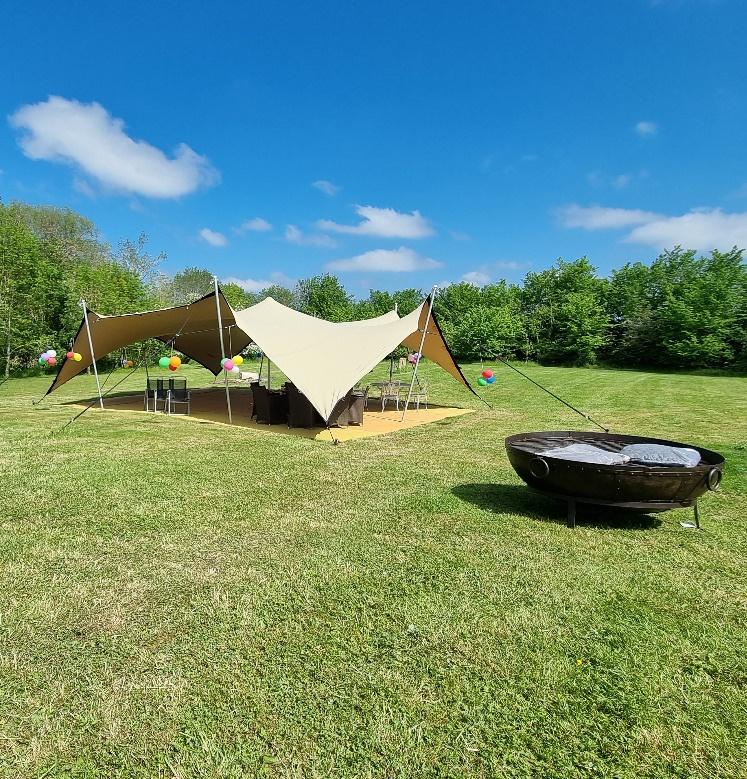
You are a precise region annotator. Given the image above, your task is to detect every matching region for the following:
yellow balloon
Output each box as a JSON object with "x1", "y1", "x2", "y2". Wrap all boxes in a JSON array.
[
  {"x1": 169, "y1": 356, "x2": 182, "y2": 369},
  {"x1": 73, "y1": 353, "x2": 82, "y2": 362},
  {"x1": 233, "y1": 355, "x2": 243, "y2": 365}
]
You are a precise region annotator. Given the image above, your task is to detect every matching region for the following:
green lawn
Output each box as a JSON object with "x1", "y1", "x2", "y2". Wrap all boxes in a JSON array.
[{"x1": 1, "y1": 361, "x2": 746, "y2": 778}]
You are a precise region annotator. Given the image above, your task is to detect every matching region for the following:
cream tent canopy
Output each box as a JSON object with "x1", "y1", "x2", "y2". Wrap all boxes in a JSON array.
[
  {"x1": 232, "y1": 296, "x2": 473, "y2": 421},
  {"x1": 47, "y1": 289, "x2": 475, "y2": 421}
]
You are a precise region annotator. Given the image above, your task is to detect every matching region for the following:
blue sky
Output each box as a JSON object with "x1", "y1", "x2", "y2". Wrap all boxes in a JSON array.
[{"x1": 2, "y1": 0, "x2": 746, "y2": 295}]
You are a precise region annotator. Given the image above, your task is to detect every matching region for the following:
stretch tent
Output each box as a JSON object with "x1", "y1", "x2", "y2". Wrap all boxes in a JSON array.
[
  {"x1": 232, "y1": 296, "x2": 474, "y2": 421},
  {"x1": 46, "y1": 290, "x2": 245, "y2": 396},
  {"x1": 47, "y1": 289, "x2": 475, "y2": 421}
]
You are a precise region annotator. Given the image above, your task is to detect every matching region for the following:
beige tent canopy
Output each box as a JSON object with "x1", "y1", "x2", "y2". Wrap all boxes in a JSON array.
[
  {"x1": 47, "y1": 288, "x2": 475, "y2": 421},
  {"x1": 232, "y1": 296, "x2": 473, "y2": 420},
  {"x1": 46, "y1": 290, "x2": 244, "y2": 396}
]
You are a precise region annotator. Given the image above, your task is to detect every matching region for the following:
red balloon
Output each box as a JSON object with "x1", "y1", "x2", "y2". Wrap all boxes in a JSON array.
[
  {"x1": 47, "y1": 357, "x2": 57, "y2": 366},
  {"x1": 481, "y1": 369, "x2": 494, "y2": 379},
  {"x1": 168, "y1": 364, "x2": 178, "y2": 371},
  {"x1": 66, "y1": 351, "x2": 75, "y2": 359}
]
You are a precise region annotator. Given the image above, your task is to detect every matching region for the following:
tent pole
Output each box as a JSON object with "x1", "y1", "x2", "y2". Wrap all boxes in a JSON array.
[
  {"x1": 401, "y1": 286, "x2": 437, "y2": 422},
  {"x1": 212, "y1": 277, "x2": 233, "y2": 424},
  {"x1": 81, "y1": 299, "x2": 104, "y2": 410}
]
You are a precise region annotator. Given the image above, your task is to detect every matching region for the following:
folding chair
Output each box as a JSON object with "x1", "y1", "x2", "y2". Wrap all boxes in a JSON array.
[{"x1": 166, "y1": 377, "x2": 190, "y2": 415}]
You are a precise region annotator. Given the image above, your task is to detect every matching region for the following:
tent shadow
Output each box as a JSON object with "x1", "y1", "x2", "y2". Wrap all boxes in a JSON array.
[{"x1": 452, "y1": 483, "x2": 663, "y2": 530}]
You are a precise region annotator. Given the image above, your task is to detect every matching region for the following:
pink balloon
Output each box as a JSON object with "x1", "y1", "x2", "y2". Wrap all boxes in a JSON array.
[
  {"x1": 47, "y1": 357, "x2": 57, "y2": 366},
  {"x1": 223, "y1": 359, "x2": 234, "y2": 372},
  {"x1": 66, "y1": 351, "x2": 75, "y2": 359}
]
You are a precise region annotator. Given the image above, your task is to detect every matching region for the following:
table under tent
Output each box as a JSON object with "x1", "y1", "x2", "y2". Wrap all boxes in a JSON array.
[{"x1": 46, "y1": 287, "x2": 477, "y2": 441}]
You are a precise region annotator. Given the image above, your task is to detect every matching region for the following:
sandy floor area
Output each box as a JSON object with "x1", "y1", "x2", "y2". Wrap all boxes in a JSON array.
[{"x1": 79, "y1": 387, "x2": 472, "y2": 441}]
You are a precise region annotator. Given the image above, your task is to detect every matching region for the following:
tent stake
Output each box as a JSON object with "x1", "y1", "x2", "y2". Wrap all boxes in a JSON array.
[
  {"x1": 213, "y1": 277, "x2": 233, "y2": 424},
  {"x1": 402, "y1": 286, "x2": 437, "y2": 422},
  {"x1": 81, "y1": 299, "x2": 104, "y2": 410}
]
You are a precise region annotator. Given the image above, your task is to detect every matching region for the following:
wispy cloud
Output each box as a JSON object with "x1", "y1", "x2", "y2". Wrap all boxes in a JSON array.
[
  {"x1": 317, "y1": 205, "x2": 434, "y2": 239},
  {"x1": 223, "y1": 272, "x2": 295, "y2": 292},
  {"x1": 199, "y1": 228, "x2": 228, "y2": 247},
  {"x1": 634, "y1": 120, "x2": 658, "y2": 137},
  {"x1": 9, "y1": 96, "x2": 219, "y2": 198},
  {"x1": 326, "y1": 247, "x2": 442, "y2": 272},
  {"x1": 559, "y1": 203, "x2": 747, "y2": 250},
  {"x1": 312, "y1": 179, "x2": 340, "y2": 196},
  {"x1": 557, "y1": 203, "x2": 661, "y2": 230},
  {"x1": 235, "y1": 217, "x2": 272, "y2": 234},
  {"x1": 284, "y1": 224, "x2": 337, "y2": 248},
  {"x1": 462, "y1": 270, "x2": 491, "y2": 286}
]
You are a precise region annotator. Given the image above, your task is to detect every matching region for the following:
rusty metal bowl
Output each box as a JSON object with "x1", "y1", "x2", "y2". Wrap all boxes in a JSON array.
[{"x1": 505, "y1": 431, "x2": 725, "y2": 527}]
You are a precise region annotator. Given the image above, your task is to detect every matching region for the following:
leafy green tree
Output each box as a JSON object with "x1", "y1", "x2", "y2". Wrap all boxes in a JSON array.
[
  {"x1": 521, "y1": 258, "x2": 609, "y2": 365},
  {"x1": 221, "y1": 283, "x2": 256, "y2": 310},
  {"x1": 295, "y1": 274, "x2": 353, "y2": 321},
  {"x1": 169, "y1": 267, "x2": 214, "y2": 304},
  {"x1": 447, "y1": 305, "x2": 525, "y2": 360},
  {"x1": 258, "y1": 284, "x2": 295, "y2": 308}
]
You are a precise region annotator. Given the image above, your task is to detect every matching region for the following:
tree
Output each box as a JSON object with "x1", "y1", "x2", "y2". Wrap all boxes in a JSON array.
[
  {"x1": 521, "y1": 258, "x2": 609, "y2": 365},
  {"x1": 295, "y1": 274, "x2": 353, "y2": 321},
  {"x1": 117, "y1": 233, "x2": 166, "y2": 288},
  {"x1": 169, "y1": 267, "x2": 214, "y2": 304},
  {"x1": 447, "y1": 306, "x2": 524, "y2": 361}
]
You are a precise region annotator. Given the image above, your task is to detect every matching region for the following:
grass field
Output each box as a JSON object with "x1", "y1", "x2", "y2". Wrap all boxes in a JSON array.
[{"x1": 1, "y1": 361, "x2": 746, "y2": 778}]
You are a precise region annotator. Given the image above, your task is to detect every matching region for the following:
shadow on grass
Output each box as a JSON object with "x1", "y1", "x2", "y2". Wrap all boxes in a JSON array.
[{"x1": 452, "y1": 483, "x2": 663, "y2": 530}]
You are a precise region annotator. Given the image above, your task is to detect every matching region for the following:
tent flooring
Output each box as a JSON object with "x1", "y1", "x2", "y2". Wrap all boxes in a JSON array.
[{"x1": 74, "y1": 387, "x2": 472, "y2": 441}]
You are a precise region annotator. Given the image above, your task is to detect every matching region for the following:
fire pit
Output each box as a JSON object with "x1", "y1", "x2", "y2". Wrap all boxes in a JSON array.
[{"x1": 505, "y1": 431, "x2": 724, "y2": 528}]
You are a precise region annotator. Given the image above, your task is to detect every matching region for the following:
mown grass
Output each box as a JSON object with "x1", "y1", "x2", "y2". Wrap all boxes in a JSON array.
[{"x1": 0, "y1": 361, "x2": 745, "y2": 778}]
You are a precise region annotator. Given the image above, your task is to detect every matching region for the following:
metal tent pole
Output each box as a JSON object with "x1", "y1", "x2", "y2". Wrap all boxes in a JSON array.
[
  {"x1": 81, "y1": 299, "x2": 104, "y2": 409},
  {"x1": 401, "y1": 286, "x2": 437, "y2": 422},
  {"x1": 213, "y1": 277, "x2": 233, "y2": 424}
]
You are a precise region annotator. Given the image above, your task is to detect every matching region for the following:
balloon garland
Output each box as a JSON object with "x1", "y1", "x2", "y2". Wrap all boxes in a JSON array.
[
  {"x1": 477, "y1": 368, "x2": 496, "y2": 387},
  {"x1": 38, "y1": 349, "x2": 57, "y2": 367},
  {"x1": 408, "y1": 352, "x2": 421, "y2": 365}
]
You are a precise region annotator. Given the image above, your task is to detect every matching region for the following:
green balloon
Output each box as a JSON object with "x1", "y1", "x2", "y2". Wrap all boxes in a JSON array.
[
  {"x1": 477, "y1": 377, "x2": 488, "y2": 386},
  {"x1": 158, "y1": 356, "x2": 170, "y2": 368}
]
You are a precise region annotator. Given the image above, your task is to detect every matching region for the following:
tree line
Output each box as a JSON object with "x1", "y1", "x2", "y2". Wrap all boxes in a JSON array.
[{"x1": 2, "y1": 200, "x2": 746, "y2": 377}]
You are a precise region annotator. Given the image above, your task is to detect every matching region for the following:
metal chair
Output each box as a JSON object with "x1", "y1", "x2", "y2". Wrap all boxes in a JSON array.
[
  {"x1": 166, "y1": 378, "x2": 190, "y2": 415},
  {"x1": 380, "y1": 381, "x2": 403, "y2": 411},
  {"x1": 145, "y1": 378, "x2": 169, "y2": 412},
  {"x1": 411, "y1": 380, "x2": 428, "y2": 410}
]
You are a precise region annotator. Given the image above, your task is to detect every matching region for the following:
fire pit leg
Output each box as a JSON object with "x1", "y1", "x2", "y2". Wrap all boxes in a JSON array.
[
  {"x1": 567, "y1": 499, "x2": 576, "y2": 529},
  {"x1": 693, "y1": 501, "x2": 700, "y2": 530}
]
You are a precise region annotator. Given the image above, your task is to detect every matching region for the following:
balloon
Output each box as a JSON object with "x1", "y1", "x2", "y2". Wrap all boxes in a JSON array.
[
  {"x1": 73, "y1": 353, "x2": 82, "y2": 362},
  {"x1": 47, "y1": 350, "x2": 57, "y2": 358},
  {"x1": 477, "y1": 377, "x2": 488, "y2": 386},
  {"x1": 223, "y1": 359, "x2": 234, "y2": 372},
  {"x1": 168, "y1": 364, "x2": 178, "y2": 372},
  {"x1": 233, "y1": 355, "x2": 243, "y2": 365},
  {"x1": 66, "y1": 351, "x2": 75, "y2": 359},
  {"x1": 220, "y1": 357, "x2": 228, "y2": 368},
  {"x1": 158, "y1": 356, "x2": 170, "y2": 368},
  {"x1": 169, "y1": 356, "x2": 181, "y2": 369},
  {"x1": 481, "y1": 369, "x2": 493, "y2": 379},
  {"x1": 38, "y1": 357, "x2": 47, "y2": 365},
  {"x1": 47, "y1": 357, "x2": 57, "y2": 366},
  {"x1": 486, "y1": 375, "x2": 496, "y2": 384},
  {"x1": 126, "y1": 360, "x2": 134, "y2": 368},
  {"x1": 231, "y1": 365, "x2": 240, "y2": 374}
]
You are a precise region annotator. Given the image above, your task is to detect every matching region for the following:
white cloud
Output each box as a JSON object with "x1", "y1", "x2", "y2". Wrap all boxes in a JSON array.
[
  {"x1": 559, "y1": 202, "x2": 747, "y2": 251},
  {"x1": 326, "y1": 247, "x2": 442, "y2": 272},
  {"x1": 317, "y1": 205, "x2": 434, "y2": 239},
  {"x1": 223, "y1": 272, "x2": 295, "y2": 292},
  {"x1": 624, "y1": 208, "x2": 747, "y2": 251},
  {"x1": 9, "y1": 96, "x2": 219, "y2": 198},
  {"x1": 284, "y1": 224, "x2": 337, "y2": 248},
  {"x1": 236, "y1": 217, "x2": 272, "y2": 233},
  {"x1": 462, "y1": 271, "x2": 491, "y2": 286},
  {"x1": 199, "y1": 228, "x2": 228, "y2": 247},
  {"x1": 557, "y1": 203, "x2": 662, "y2": 230},
  {"x1": 635, "y1": 120, "x2": 658, "y2": 137},
  {"x1": 312, "y1": 179, "x2": 340, "y2": 196}
]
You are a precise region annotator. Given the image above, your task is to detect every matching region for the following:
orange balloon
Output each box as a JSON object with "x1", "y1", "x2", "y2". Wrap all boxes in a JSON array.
[
  {"x1": 168, "y1": 364, "x2": 178, "y2": 371},
  {"x1": 169, "y1": 356, "x2": 181, "y2": 369}
]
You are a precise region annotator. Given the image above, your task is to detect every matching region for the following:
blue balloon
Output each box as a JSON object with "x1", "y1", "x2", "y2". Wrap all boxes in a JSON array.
[{"x1": 486, "y1": 375, "x2": 496, "y2": 384}]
